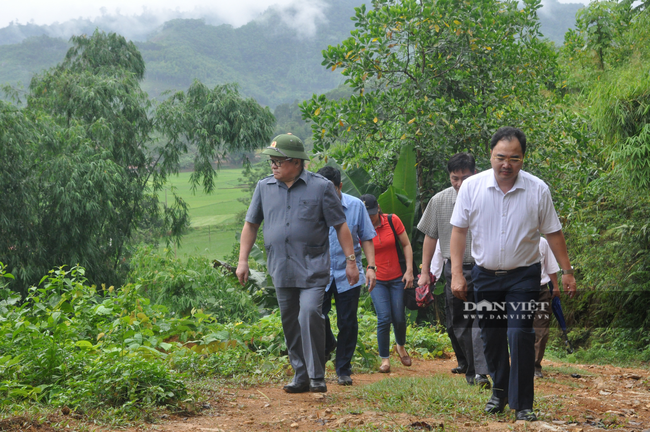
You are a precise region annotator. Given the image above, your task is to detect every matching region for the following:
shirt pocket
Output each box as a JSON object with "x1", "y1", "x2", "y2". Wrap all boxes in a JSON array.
[
  {"x1": 305, "y1": 244, "x2": 327, "y2": 257},
  {"x1": 298, "y1": 199, "x2": 318, "y2": 220},
  {"x1": 305, "y1": 244, "x2": 330, "y2": 279}
]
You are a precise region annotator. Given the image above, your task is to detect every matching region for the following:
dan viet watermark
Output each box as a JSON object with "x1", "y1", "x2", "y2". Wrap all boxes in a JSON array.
[
  {"x1": 463, "y1": 299, "x2": 550, "y2": 322},
  {"x1": 454, "y1": 290, "x2": 650, "y2": 329}
]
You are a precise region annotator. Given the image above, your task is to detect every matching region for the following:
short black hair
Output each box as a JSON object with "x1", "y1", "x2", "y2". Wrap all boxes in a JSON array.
[
  {"x1": 490, "y1": 127, "x2": 527, "y2": 154},
  {"x1": 317, "y1": 166, "x2": 341, "y2": 186},
  {"x1": 447, "y1": 152, "x2": 475, "y2": 174}
]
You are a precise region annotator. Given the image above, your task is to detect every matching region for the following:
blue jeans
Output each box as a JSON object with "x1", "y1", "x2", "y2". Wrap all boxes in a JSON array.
[{"x1": 370, "y1": 277, "x2": 406, "y2": 358}]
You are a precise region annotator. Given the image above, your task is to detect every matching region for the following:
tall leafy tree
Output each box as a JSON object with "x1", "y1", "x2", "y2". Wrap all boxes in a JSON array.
[
  {"x1": 1, "y1": 31, "x2": 275, "y2": 292},
  {"x1": 301, "y1": 0, "x2": 557, "y2": 197}
]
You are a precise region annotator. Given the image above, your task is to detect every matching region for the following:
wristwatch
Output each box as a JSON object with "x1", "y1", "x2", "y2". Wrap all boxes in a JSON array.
[
  {"x1": 561, "y1": 267, "x2": 574, "y2": 275},
  {"x1": 345, "y1": 254, "x2": 356, "y2": 262},
  {"x1": 367, "y1": 265, "x2": 377, "y2": 271}
]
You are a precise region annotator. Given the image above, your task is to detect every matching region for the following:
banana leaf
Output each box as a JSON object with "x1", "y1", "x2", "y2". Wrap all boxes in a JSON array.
[
  {"x1": 377, "y1": 145, "x2": 417, "y2": 238},
  {"x1": 325, "y1": 158, "x2": 381, "y2": 198}
]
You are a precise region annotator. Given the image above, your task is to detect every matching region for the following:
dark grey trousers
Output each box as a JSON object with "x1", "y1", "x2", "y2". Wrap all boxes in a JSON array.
[
  {"x1": 276, "y1": 285, "x2": 327, "y2": 384},
  {"x1": 444, "y1": 260, "x2": 488, "y2": 378}
]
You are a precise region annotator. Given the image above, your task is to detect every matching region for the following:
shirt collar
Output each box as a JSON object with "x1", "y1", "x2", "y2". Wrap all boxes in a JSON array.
[
  {"x1": 266, "y1": 168, "x2": 309, "y2": 187},
  {"x1": 486, "y1": 169, "x2": 526, "y2": 192},
  {"x1": 296, "y1": 168, "x2": 310, "y2": 185},
  {"x1": 340, "y1": 192, "x2": 351, "y2": 209}
]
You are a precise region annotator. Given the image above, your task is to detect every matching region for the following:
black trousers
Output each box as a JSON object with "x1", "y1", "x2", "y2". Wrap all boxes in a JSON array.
[
  {"x1": 323, "y1": 280, "x2": 361, "y2": 377},
  {"x1": 472, "y1": 263, "x2": 541, "y2": 411}
]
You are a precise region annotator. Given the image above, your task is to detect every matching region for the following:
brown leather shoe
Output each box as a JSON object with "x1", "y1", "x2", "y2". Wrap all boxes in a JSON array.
[
  {"x1": 379, "y1": 363, "x2": 391, "y2": 373},
  {"x1": 399, "y1": 353, "x2": 412, "y2": 367}
]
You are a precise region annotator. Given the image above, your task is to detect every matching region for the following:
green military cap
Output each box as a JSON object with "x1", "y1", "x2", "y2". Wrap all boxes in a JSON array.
[{"x1": 262, "y1": 133, "x2": 310, "y2": 161}]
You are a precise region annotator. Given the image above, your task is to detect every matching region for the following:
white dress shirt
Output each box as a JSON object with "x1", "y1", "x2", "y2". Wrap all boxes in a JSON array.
[
  {"x1": 539, "y1": 237, "x2": 560, "y2": 285},
  {"x1": 450, "y1": 169, "x2": 562, "y2": 270},
  {"x1": 430, "y1": 242, "x2": 444, "y2": 281}
]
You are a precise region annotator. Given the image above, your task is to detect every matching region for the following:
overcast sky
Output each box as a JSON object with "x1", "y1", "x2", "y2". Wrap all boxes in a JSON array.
[
  {"x1": 2, "y1": 0, "x2": 589, "y2": 29},
  {"x1": 2, "y1": 0, "x2": 308, "y2": 28}
]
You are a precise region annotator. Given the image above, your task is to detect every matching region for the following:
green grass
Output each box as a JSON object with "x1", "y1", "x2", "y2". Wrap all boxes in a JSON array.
[
  {"x1": 355, "y1": 376, "x2": 489, "y2": 420},
  {"x1": 170, "y1": 225, "x2": 241, "y2": 260},
  {"x1": 353, "y1": 375, "x2": 565, "y2": 426},
  {"x1": 158, "y1": 168, "x2": 248, "y2": 259}
]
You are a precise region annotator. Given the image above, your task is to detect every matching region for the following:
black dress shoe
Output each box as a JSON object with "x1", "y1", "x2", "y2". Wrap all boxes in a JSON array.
[
  {"x1": 309, "y1": 379, "x2": 327, "y2": 393},
  {"x1": 515, "y1": 409, "x2": 537, "y2": 421},
  {"x1": 484, "y1": 394, "x2": 508, "y2": 414},
  {"x1": 451, "y1": 365, "x2": 468, "y2": 374},
  {"x1": 337, "y1": 375, "x2": 352, "y2": 386},
  {"x1": 475, "y1": 374, "x2": 491, "y2": 390},
  {"x1": 283, "y1": 382, "x2": 310, "y2": 393}
]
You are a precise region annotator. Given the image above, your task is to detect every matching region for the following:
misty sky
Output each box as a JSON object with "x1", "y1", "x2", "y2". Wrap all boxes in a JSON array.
[
  {"x1": 2, "y1": 0, "x2": 319, "y2": 28},
  {"x1": 3, "y1": 0, "x2": 589, "y2": 29}
]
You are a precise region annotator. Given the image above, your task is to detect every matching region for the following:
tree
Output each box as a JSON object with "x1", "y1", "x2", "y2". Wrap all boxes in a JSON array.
[
  {"x1": 0, "y1": 31, "x2": 275, "y2": 292},
  {"x1": 300, "y1": 0, "x2": 557, "y2": 198}
]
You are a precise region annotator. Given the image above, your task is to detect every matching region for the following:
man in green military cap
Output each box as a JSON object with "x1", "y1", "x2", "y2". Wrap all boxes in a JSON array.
[{"x1": 237, "y1": 133, "x2": 359, "y2": 393}]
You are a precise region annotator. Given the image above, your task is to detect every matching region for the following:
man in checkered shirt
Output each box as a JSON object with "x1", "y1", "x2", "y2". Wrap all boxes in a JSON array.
[{"x1": 417, "y1": 153, "x2": 489, "y2": 388}]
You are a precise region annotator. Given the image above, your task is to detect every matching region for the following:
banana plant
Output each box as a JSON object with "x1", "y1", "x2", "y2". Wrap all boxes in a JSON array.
[{"x1": 325, "y1": 145, "x2": 418, "y2": 238}]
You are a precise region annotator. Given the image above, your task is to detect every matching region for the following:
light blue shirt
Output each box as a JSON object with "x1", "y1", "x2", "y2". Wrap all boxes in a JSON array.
[{"x1": 326, "y1": 193, "x2": 376, "y2": 293}]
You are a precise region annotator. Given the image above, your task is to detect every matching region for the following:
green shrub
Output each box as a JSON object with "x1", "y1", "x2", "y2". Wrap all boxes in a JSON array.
[
  {"x1": 128, "y1": 246, "x2": 259, "y2": 322},
  {"x1": 0, "y1": 265, "x2": 188, "y2": 409}
]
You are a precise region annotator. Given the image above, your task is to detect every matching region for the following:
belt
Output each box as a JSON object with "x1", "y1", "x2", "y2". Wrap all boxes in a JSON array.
[{"x1": 477, "y1": 265, "x2": 529, "y2": 276}]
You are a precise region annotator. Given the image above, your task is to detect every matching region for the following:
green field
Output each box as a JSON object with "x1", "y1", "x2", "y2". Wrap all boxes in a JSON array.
[{"x1": 158, "y1": 168, "x2": 248, "y2": 260}]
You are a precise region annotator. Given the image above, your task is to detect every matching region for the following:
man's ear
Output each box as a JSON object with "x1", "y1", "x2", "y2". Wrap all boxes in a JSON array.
[{"x1": 338, "y1": 182, "x2": 343, "y2": 191}]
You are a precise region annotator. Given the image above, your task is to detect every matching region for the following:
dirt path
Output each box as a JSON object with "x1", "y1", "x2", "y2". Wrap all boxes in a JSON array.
[{"x1": 145, "y1": 357, "x2": 650, "y2": 432}]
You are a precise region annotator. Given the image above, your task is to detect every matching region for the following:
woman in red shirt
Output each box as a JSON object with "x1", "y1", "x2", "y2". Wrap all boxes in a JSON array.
[{"x1": 361, "y1": 194, "x2": 414, "y2": 373}]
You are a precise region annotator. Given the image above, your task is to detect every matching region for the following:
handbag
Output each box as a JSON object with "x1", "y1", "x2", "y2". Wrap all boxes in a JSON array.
[{"x1": 387, "y1": 214, "x2": 421, "y2": 311}]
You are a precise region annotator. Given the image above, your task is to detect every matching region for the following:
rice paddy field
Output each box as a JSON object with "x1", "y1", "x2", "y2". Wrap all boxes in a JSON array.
[{"x1": 157, "y1": 168, "x2": 248, "y2": 260}]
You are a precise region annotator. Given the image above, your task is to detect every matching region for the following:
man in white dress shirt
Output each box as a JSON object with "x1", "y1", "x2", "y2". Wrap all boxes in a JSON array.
[{"x1": 449, "y1": 127, "x2": 577, "y2": 421}]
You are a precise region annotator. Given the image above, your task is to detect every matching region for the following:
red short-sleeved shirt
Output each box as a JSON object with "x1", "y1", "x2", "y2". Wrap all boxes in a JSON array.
[{"x1": 372, "y1": 213, "x2": 405, "y2": 281}]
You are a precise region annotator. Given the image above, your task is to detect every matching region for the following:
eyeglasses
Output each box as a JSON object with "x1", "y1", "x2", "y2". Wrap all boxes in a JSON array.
[
  {"x1": 491, "y1": 155, "x2": 524, "y2": 164},
  {"x1": 268, "y1": 158, "x2": 293, "y2": 167}
]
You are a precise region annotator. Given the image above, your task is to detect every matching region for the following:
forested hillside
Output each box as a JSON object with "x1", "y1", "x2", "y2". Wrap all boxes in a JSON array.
[{"x1": 1, "y1": 0, "x2": 582, "y2": 108}]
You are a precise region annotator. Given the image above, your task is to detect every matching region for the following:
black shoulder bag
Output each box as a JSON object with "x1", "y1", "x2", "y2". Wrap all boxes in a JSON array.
[{"x1": 387, "y1": 215, "x2": 419, "y2": 310}]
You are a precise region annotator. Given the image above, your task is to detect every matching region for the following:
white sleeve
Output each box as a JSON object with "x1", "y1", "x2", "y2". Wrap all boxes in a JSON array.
[
  {"x1": 544, "y1": 239, "x2": 560, "y2": 274},
  {"x1": 450, "y1": 182, "x2": 470, "y2": 228},
  {"x1": 539, "y1": 187, "x2": 562, "y2": 234},
  {"x1": 430, "y1": 242, "x2": 444, "y2": 280}
]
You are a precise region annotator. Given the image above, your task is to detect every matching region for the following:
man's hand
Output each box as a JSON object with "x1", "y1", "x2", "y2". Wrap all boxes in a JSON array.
[
  {"x1": 417, "y1": 271, "x2": 430, "y2": 287},
  {"x1": 451, "y1": 272, "x2": 468, "y2": 301},
  {"x1": 236, "y1": 261, "x2": 249, "y2": 285},
  {"x1": 562, "y1": 274, "x2": 577, "y2": 299},
  {"x1": 365, "y1": 268, "x2": 377, "y2": 292},
  {"x1": 346, "y1": 260, "x2": 360, "y2": 286},
  {"x1": 552, "y1": 285, "x2": 560, "y2": 298}
]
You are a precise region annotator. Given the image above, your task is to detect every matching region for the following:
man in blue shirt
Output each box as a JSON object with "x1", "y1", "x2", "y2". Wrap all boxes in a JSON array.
[{"x1": 317, "y1": 166, "x2": 377, "y2": 386}]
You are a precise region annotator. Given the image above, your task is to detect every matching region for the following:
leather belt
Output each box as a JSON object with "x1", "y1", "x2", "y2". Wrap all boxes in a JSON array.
[{"x1": 477, "y1": 265, "x2": 528, "y2": 276}]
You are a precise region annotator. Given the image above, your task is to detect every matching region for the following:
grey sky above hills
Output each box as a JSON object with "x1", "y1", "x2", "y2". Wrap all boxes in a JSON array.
[{"x1": 0, "y1": 0, "x2": 585, "y2": 108}]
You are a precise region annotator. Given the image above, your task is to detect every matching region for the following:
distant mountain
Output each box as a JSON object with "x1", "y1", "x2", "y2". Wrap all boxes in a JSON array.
[
  {"x1": 0, "y1": 0, "x2": 363, "y2": 107},
  {"x1": 137, "y1": 0, "x2": 365, "y2": 107},
  {"x1": 0, "y1": 9, "x2": 228, "y2": 45},
  {"x1": 0, "y1": 0, "x2": 584, "y2": 108}
]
